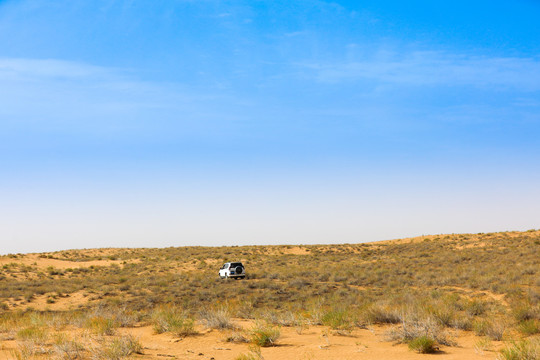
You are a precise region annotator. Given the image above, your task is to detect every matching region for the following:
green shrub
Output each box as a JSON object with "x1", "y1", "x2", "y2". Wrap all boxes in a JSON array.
[
  {"x1": 250, "y1": 323, "x2": 280, "y2": 347},
  {"x1": 321, "y1": 310, "x2": 352, "y2": 331},
  {"x1": 430, "y1": 305, "x2": 455, "y2": 327},
  {"x1": 474, "y1": 319, "x2": 506, "y2": 341},
  {"x1": 498, "y1": 339, "x2": 540, "y2": 360},
  {"x1": 152, "y1": 307, "x2": 197, "y2": 337},
  {"x1": 519, "y1": 319, "x2": 540, "y2": 336},
  {"x1": 512, "y1": 305, "x2": 538, "y2": 323},
  {"x1": 466, "y1": 300, "x2": 487, "y2": 316},
  {"x1": 408, "y1": 336, "x2": 438, "y2": 353},
  {"x1": 16, "y1": 326, "x2": 48, "y2": 343}
]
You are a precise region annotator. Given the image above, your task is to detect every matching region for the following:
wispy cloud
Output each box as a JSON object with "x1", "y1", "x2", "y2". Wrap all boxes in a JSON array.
[
  {"x1": 0, "y1": 58, "x2": 113, "y2": 80},
  {"x1": 0, "y1": 57, "x2": 265, "y2": 147},
  {"x1": 300, "y1": 51, "x2": 540, "y2": 91},
  {"x1": 0, "y1": 57, "x2": 224, "y2": 124}
]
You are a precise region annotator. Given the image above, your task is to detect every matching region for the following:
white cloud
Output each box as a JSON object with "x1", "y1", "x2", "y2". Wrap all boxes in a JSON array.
[
  {"x1": 300, "y1": 51, "x2": 540, "y2": 91},
  {"x1": 0, "y1": 58, "x2": 113, "y2": 80},
  {"x1": 0, "y1": 57, "x2": 227, "y2": 131}
]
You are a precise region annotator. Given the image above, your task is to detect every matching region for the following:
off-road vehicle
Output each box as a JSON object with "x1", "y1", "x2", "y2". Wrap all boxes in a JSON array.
[{"x1": 219, "y1": 262, "x2": 245, "y2": 279}]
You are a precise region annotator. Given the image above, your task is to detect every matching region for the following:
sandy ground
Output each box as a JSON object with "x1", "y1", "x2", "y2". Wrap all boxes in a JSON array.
[
  {"x1": 0, "y1": 253, "x2": 136, "y2": 270},
  {"x1": 126, "y1": 321, "x2": 500, "y2": 360},
  {"x1": 0, "y1": 320, "x2": 501, "y2": 360}
]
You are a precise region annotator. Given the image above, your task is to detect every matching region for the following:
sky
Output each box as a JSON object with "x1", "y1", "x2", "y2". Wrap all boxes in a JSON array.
[{"x1": 1, "y1": 0, "x2": 539, "y2": 254}]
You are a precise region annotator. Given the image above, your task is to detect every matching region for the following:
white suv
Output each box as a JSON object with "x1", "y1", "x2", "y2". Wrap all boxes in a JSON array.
[{"x1": 219, "y1": 262, "x2": 246, "y2": 279}]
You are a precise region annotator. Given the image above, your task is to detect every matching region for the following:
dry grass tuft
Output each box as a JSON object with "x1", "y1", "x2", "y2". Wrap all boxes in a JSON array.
[
  {"x1": 250, "y1": 322, "x2": 281, "y2": 347},
  {"x1": 152, "y1": 306, "x2": 197, "y2": 337},
  {"x1": 199, "y1": 307, "x2": 236, "y2": 330}
]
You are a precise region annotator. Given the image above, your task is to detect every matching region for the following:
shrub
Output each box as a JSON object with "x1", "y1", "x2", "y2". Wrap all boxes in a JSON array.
[
  {"x1": 386, "y1": 316, "x2": 454, "y2": 347},
  {"x1": 199, "y1": 307, "x2": 236, "y2": 330},
  {"x1": 451, "y1": 315, "x2": 473, "y2": 330},
  {"x1": 363, "y1": 304, "x2": 401, "y2": 324},
  {"x1": 321, "y1": 310, "x2": 352, "y2": 332},
  {"x1": 519, "y1": 319, "x2": 540, "y2": 336},
  {"x1": 513, "y1": 305, "x2": 539, "y2": 323},
  {"x1": 235, "y1": 345, "x2": 263, "y2": 360},
  {"x1": 91, "y1": 335, "x2": 143, "y2": 360},
  {"x1": 250, "y1": 323, "x2": 280, "y2": 347},
  {"x1": 498, "y1": 339, "x2": 540, "y2": 360},
  {"x1": 474, "y1": 319, "x2": 506, "y2": 341},
  {"x1": 87, "y1": 316, "x2": 116, "y2": 336},
  {"x1": 466, "y1": 300, "x2": 487, "y2": 317},
  {"x1": 408, "y1": 336, "x2": 438, "y2": 354},
  {"x1": 430, "y1": 305, "x2": 455, "y2": 327},
  {"x1": 53, "y1": 334, "x2": 85, "y2": 360},
  {"x1": 110, "y1": 335, "x2": 143, "y2": 356},
  {"x1": 152, "y1": 307, "x2": 197, "y2": 337},
  {"x1": 16, "y1": 327, "x2": 48, "y2": 343},
  {"x1": 226, "y1": 330, "x2": 249, "y2": 343},
  {"x1": 474, "y1": 338, "x2": 493, "y2": 354}
]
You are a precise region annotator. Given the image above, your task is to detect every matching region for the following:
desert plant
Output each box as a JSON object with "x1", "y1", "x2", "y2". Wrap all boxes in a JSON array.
[
  {"x1": 91, "y1": 334, "x2": 143, "y2": 360},
  {"x1": 408, "y1": 336, "x2": 438, "y2": 353},
  {"x1": 86, "y1": 316, "x2": 116, "y2": 336},
  {"x1": 199, "y1": 307, "x2": 236, "y2": 330},
  {"x1": 53, "y1": 333, "x2": 85, "y2": 360},
  {"x1": 250, "y1": 322, "x2": 280, "y2": 347},
  {"x1": 11, "y1": 341, "x2": 38, "y2": 360},
  {"x1": 519, "y1": 320, "x2": 540, "y2": 336},
  {"x1": 226, "y1": 330, "x2": 250, "y2": 343},
  {"x1": 513, "y1": 304, "x2": 539, "y2": 323},
  {"x1": 466, "y1": 300, "x2": 487, "y2": 317},
  {"x1": 430, "y1": 305, "x2": 455, "y2": 327},
  {"x1": 152, "y1": 306, "x2": 197, "y2": 337},
  {"x1": 386, "y1": 316, "x2": 455, "y2": 347},
  {"x1": 363, "y1": 304, "x2": 401, "y2": 324},
  {"x1": 474, "y1": 338, "x2": 494, "y2": 354},
  {"x1": 16, "y1": 326, "x2": 48, "y2": 343},
  {"x1": 235, "y1": 345, "x2": 263, "y2": 360},
  {"x1": 474, "y1": 319, "x2": 507, "y2": 341},
  {"x1": 451, "y1": 315, "x2": 473, "y2": 330},
  {"x1": 498, "y1": 339, "x2": 540, "y2": 360},
  {"x1": 321, "y1": 310, "x2": 353, "y2": 333}
]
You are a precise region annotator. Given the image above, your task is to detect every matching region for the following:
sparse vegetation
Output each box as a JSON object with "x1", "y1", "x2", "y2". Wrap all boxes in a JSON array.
[
  {"x1": 408, "y1": 335, "x2": 438, "y2": 354},
  {"x1": 498, "y1": 339, "x2": 540, "y2": 360},
  {"x1": 250, "y1": 322, "x2": 281, "y2": 347},
  {"x1": 235, "y1": 345, "x2": 263, "y2": 360},
  {"x1": 199, "y1": 306, "x2": 236, "y2": 330},
  {"x1": 151, "y1": 306, "x2": 197, "y2": 337},
  {"x1": 0, "y1": 229, "x2": 539, "y2": 359}
]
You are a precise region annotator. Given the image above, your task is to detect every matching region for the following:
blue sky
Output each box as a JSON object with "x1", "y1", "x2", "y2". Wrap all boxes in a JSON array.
[{"x1": 1, "y1": 0, "x2": 539, "y2": 254}]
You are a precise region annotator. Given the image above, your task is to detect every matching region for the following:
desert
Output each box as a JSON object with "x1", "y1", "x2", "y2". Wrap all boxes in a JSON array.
[{"x1": 1, "y1": 230, "x2": 539, "y2": 359}]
